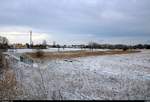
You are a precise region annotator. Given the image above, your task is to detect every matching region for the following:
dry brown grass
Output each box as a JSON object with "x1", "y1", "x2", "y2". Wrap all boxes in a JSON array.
[
  {"x1": 26, "y1": 50, "x2": 140, "y2": 60},
  {"x1": 0, "y1": 69, "x2": 23, "y2": 100}
]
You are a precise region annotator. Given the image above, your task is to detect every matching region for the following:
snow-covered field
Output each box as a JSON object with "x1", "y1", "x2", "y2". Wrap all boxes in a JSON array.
[
  {"x1": 7, "y1": 48, "x2": 109, "y2": 53},
  {"x1": 10, "y1": 49, "x2": 150, "y2": 100}
]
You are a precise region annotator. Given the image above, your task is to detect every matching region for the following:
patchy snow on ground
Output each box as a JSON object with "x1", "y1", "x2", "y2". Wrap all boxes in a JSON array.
[
  {"x1": 7, "y1": 48, "x2": 110, "y2": 54},
  {"x1": 10, "y1": 49, "x2": 150, "y2": 100}
]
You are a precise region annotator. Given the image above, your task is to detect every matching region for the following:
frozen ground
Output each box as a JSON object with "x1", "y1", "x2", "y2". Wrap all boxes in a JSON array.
[
  {"x1": 10, "y1": 49, "x2": 150, "y2": 100},
  {"x1": 7, "y1": 48, "x2": 109, "y2": 53}
]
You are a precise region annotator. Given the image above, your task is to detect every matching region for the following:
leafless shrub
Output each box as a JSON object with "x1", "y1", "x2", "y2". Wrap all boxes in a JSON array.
[
  {"x1": 0, "y1": 69, "x2": 23, "y2": 100},
  {"x1": 35, "y1": 50, "x2": 44, "y2": 58},
  {"x1": 123, "y1": 47, "x2": 128, "y2": 51}
]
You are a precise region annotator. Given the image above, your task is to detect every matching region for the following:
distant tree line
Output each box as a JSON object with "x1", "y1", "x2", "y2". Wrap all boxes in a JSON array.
[
  {"x1": 5, "y1": 42, "x2": 150, "y2": 50},
  {"x1": 0, "y1": 44, "x2": 9, "y2": 49},
  {"x1": 69, "y1": 42, "x2": 150, "y2": 50},
  {"x1": 47, "y1": 43, "x2": 150, "y2": 50},
  {"x1": 26, "y1": 43, "x2": 47, "y2": 49},
  {"x1": 84, "y1": 42, "x2": 150, "y2": 50}
]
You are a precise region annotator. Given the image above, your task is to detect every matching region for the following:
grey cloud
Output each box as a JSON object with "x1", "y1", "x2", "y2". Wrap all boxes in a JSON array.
[{"x1": 0, "y1": 0, "x2": 150, "y2": 44}]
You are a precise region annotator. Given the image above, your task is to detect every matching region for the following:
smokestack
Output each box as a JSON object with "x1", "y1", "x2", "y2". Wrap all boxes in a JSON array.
[{"x1": 30, "y1": 30, "x2": 32, "y2": 45}]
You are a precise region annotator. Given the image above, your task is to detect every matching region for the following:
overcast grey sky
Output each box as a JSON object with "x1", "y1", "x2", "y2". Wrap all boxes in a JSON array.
[{"x1": 0, "y1": 0, "x2": 150, "y2": 45}]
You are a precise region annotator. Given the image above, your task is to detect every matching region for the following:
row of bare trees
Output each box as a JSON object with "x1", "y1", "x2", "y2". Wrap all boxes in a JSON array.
[{"x1": 86, "y1": 42, "x2": 150, "y2": 50}]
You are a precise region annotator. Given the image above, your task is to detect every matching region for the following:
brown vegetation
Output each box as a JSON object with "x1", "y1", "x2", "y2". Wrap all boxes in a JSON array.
[
  {"x1": 35, "y1": 50, "x2": 44, "y2": 58},
  {"x1": 26, "y1": 50, "x2": 140, "y2": 60},
  {"x1": 0, "y1": 52, "x2": 23, "y2": 100},
  {"x1": 0, "y1": 69, "x2": 22, "y2": 100}
]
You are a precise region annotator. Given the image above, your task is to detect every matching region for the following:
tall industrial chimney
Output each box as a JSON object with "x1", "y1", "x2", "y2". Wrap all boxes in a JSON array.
[{"x1": 30, "y1": 30, "x2": 32, "y2": 45}]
